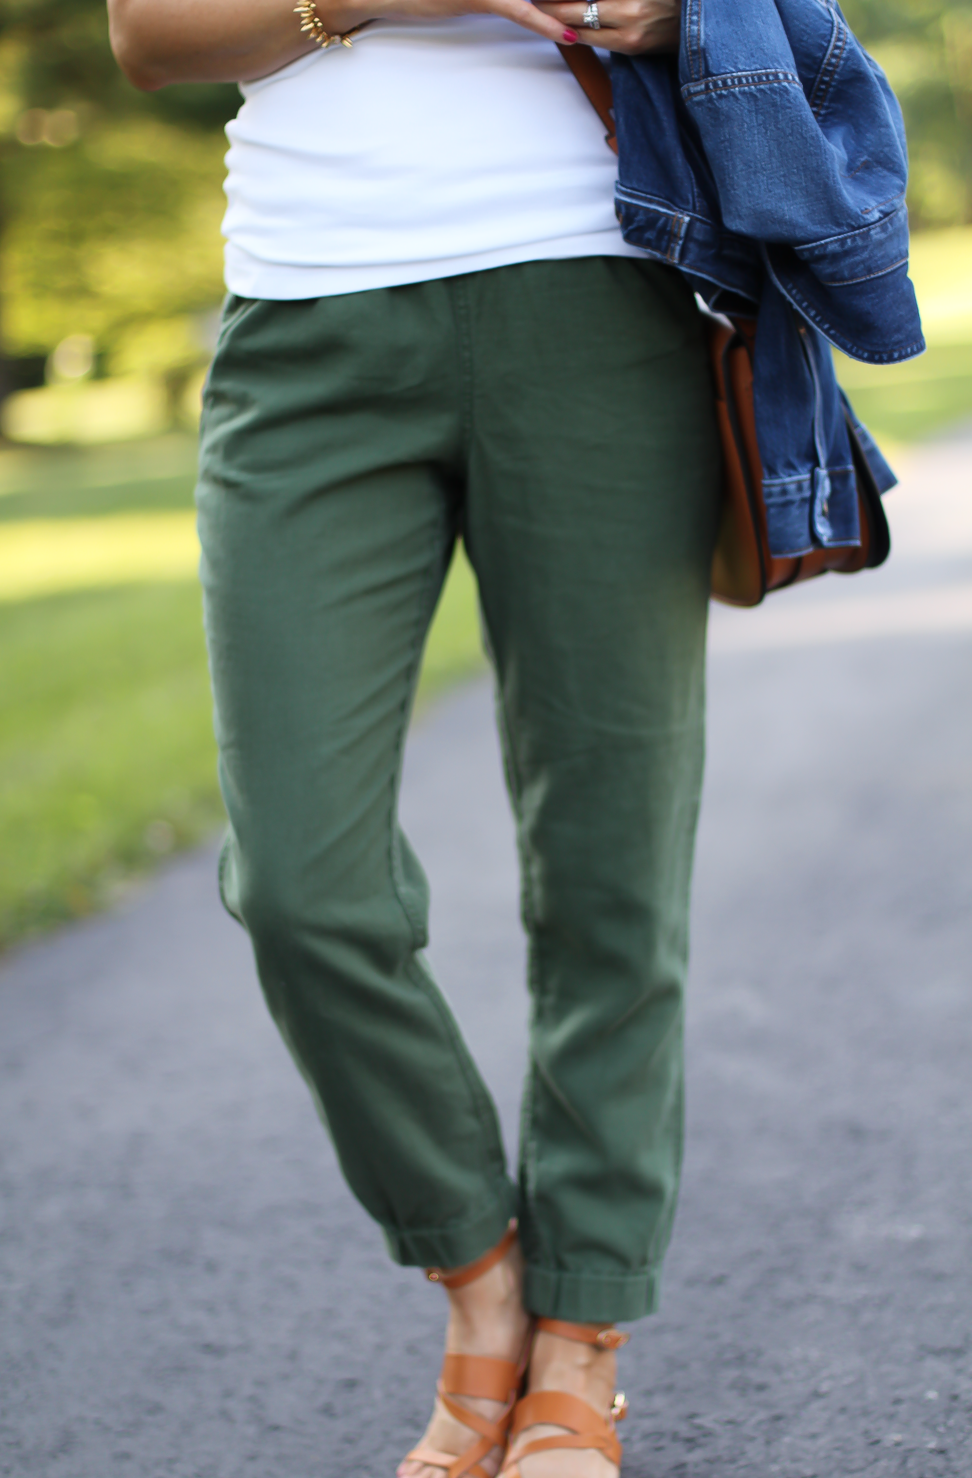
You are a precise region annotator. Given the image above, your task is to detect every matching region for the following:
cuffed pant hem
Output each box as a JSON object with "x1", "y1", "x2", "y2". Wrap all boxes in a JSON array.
[
  {"x1": 381, "y1": 1179, "x2": 519, "y2": 1269},
  {"x1": 523, "y1": 1264, "x2": 660, "y2": 1323}
]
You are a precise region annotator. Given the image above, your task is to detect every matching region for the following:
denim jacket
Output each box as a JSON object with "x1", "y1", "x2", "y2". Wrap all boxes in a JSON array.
[{"x1": 609, "y1": 0, "x2": 926, "y2": 556}]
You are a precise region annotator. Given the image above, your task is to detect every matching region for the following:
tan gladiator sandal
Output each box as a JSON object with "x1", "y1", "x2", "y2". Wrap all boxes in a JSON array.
[
  {"x1": 405, "y1": 1222, "x2": 531, "y2": 1478},
  {"x1": 499, "y1": 1319, "x2": 629, "y2": 1478}
]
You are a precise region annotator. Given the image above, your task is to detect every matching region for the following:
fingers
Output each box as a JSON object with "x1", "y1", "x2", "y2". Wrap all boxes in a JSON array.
[
  {"x1": 533, "y1": 0, "x2": 596, "y2": 24},
  {"x1": 479, "y1": 0, "x2": 582, "y2": 43},
  {"x1": 534, "y1": 0, "x2": 679, "y2": 51},
  {"x1": 583, "y1": 19, "x2": 679, "y2": 52}
]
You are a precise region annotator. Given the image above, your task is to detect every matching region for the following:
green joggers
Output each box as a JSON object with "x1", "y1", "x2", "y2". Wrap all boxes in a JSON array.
[{"x1": 196, "y1": 256, "x2": 721, "y2": 1322}]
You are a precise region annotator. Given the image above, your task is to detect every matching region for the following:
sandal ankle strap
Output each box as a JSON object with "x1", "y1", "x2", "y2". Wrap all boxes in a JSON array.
[
  {"x1": 501, "y1": 1385, "x2": 626, "y2": 1475},
  {"x1": 536, "y1": 1317, "x2": 629, "y2": 1350},
  {"x1": 426, "y1": 1221, "x2": 518, "y2": 1289}
]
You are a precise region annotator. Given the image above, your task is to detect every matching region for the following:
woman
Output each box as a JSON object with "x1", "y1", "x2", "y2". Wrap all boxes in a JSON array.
[{"x1": 108, "y1": 0, "x2": 721, "y2": 1469}]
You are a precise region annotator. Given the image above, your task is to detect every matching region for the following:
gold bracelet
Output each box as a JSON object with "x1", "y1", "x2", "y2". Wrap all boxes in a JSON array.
[{"x1": 294, "y1": 0, "x2": 366, "y2": 48}]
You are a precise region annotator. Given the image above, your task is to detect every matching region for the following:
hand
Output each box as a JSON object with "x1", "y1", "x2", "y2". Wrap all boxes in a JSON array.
[
  {"x1": 377, "y1": 0, "x2": 588, "y2": 48},
  {"x1": 533, "y1": 0, "x2": 680, "y2": 52}
]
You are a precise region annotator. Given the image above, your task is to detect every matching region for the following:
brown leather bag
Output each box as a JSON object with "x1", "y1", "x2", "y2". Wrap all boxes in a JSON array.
[{"x1": 557, "y1": 44, "x2": 891, "y2": 607}]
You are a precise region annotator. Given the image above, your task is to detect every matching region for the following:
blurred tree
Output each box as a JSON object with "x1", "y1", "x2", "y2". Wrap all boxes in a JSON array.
[
  {"x1": 0, "y1": 0, "x2": 239, "y2": 132},
  {"x1": 3, "y1": 117, "x2": 227, "y2": 353},
  {"x1": 840, "y1": 0, "x2": 972, "y2": 225},
  {"x1": 0, "y1": 0, "x2": 238, "y2": 391}
]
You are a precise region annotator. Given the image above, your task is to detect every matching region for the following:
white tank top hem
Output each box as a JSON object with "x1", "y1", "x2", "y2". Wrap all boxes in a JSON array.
[
  {"x1": 222, "y1": 17, "x2": 644, "y2": 301},
  {"x1": 224, "y1": 231, "x2": 643, "y2": 300}
]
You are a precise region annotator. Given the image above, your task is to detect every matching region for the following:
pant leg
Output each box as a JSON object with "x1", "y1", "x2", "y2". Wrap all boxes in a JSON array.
[
  {"x1": 459, "y1": 258, "x2": 722, "y2": 1321},
  {"x1": 196, "y1": 288, "x2": 517, "y2": 1268}
]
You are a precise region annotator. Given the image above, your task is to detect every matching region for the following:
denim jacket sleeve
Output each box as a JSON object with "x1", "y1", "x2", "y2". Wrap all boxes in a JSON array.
[
  {"x1": 610, "y1": 0, "x2": 924, "y2": 558},
  {"x1": 678, "y1": 0, "x2": 923, "y2": 363}
]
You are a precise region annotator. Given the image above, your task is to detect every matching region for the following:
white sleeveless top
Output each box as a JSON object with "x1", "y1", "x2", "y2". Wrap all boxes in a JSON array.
[{"x1": 222, "y1": 16, "x2": 641, "y2": 298}]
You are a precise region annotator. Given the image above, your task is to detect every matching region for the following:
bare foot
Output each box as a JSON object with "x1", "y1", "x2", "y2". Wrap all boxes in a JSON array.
[
  {"x1": 504, "y1": 1328, "x2": 622, "y2": 1478},
  {"x1": 397, "y1": 1238, "x2": 532, "y2": 1478}
]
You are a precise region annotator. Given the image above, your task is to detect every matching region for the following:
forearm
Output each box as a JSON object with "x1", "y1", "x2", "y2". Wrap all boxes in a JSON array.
[{"x1": 107, "y1": 0, "x2": 373, "y2": 90}]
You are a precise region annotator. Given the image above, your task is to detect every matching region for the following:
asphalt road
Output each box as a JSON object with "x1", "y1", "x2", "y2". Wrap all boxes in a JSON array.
[{"x1": 1, "y1": 437, "x2": 970, "y2": 1478}]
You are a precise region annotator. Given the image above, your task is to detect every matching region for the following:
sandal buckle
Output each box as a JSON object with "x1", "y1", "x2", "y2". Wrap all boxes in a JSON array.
[{"x1": 595, "y1": 1328, "x2": 629, "y2": 1350}]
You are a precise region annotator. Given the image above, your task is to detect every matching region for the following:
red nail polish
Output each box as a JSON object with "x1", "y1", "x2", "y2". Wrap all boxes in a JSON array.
[{"x1": 563, "y1": 27, "x2": 578, "y2": 41}]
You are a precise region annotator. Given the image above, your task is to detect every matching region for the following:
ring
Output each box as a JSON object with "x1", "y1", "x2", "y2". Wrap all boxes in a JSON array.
[{"x1": 583, "y1": 1, "x2": 601, "y2": 27}]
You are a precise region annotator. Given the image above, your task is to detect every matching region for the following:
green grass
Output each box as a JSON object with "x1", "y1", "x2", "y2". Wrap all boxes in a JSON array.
[
  {"x1": 0, "y1": 583, "x2": 223, "y2": 943},
  {"x1": 831, "y1": 226, "x2": 972, "y2": 441},
  {"x1": 0, "y1": 436, "x2": 486, "y2": 952},
  {"x1": 0, "y1": 433, "x2": 202, "y2": 511},
  {"x1": 836, "y1": 340, "x2": 972, "y2": 443}
]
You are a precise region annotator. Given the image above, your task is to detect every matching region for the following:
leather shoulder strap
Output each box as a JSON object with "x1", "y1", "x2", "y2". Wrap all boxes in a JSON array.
[{"x1": 557, "y1": 44, "x2": 617, "y2": 154}]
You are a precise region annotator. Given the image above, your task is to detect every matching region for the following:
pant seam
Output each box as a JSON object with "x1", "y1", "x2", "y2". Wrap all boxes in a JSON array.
[
  {"x1": 523, "y1": 1261, "x2": 662, "y2": 1322},
  {"x1": 385, "y1": 531, "x2": 450, "y2": 945},
  {"x1": 383, "y1": 534, "x2": 508, "y2": 1184},
  {"x1": 475, "y1": 598, "x2": 551, "y2": 1269},
  {"x1": 379, "y1": 1180, "x2": 514, "y2": 1246},
  {"x1": 404, "y1": 957, "x2": 509, "y2": 1187},
  {"x1": 526, "y1": 1264, "x2": 660, "y2": 1283},
  {"x1": 216, "y1": 831, "x2": 243, "y2": 924},
  {"x1": 448, "y1": 275, "x2": 475, "y2": 462}
]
